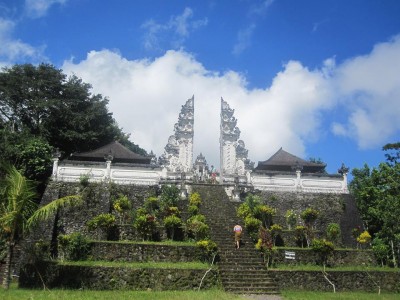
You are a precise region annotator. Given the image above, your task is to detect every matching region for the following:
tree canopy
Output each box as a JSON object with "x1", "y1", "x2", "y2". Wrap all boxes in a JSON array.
[
  {"x1": 350, "y1": 142, "x2": 400, "y2": 267},
  {"x1": 0, "y1": 64, "x2": 146, "y2": 181}
]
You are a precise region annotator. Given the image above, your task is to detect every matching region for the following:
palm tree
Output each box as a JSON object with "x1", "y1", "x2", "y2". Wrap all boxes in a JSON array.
[{"x1": 0, "y1": 165, "x2": 82, "y2": 289}]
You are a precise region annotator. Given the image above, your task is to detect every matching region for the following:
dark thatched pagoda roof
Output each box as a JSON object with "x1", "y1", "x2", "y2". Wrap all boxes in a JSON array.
[
  {"x1": 255, "y1": 147, "x2": 326, "y2": 173},
  {"x1": 68, "y1": 141, "x2": 151, "y2": 164}
]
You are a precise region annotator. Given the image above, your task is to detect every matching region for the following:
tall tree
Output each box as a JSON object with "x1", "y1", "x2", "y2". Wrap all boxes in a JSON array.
[
  {"x1": 350, "y1": 142, "x2": 400, "y2": 267},
  {"x1": 0, "y1": 64, "x2": 146, "y2": 180}
]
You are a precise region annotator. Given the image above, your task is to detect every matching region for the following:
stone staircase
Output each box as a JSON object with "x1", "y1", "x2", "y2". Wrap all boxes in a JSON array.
[{"x1": 193, "y1": 184, "x2": 279, "y2": 295}]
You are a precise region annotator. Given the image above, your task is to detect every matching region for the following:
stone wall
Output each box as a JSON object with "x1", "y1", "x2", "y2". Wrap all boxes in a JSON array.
[
  {"x1": 270, "y1": 270, "x2": 400, "y2": 292},
  {"x1": 20, "y1": 262, "x2": 218, "y2": 290},
  {"x1": 89, "y1": 241, "x2": 202, "y2": 262},
  {"x1": 274, "y1": 249, "x2": 375, "y2": 267},
  {"x1": 252, "y1": 191, "x2": 362, "y2": 247},
  {"x1": 34, "y1": 182, "x2": 159, "y2": 242}
]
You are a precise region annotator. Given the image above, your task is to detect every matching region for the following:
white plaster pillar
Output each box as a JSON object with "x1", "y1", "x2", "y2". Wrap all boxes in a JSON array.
[
  {"x1": 296, "y1": 170, "x2": 302, "y2": 190},
  {"x1": 52, "y1": 158, "x2": 59, "y2": 180}
]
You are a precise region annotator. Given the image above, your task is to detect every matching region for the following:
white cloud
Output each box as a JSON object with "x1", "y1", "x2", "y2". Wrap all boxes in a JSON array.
[
  {"x1": 0, "y1": 17, "x2": 46, "y2": 63},
  {"x1": 232, "y1": 23, "x2": 256, "y2": 56},
  {"x1": 62, "y1": 49, "x2": 332, "y2": 168},
  {"x1": 248, "y1": 0, "x2": 275, "y2": 17},
  {"x1": 24, "y1": 0, "x2": 66, "y2": 19},
  {"x1": 332, "y1": 35, "x2": 400, "y2": 149},
  {"x1": 61, "y1": 35, "x2": 400, "y2": 170},
  {"x1": 141, "y1": 7, "x2": 207, "y2": 51}
]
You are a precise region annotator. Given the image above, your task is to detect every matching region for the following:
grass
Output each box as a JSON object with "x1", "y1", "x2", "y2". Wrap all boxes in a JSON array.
[
  {"x1": 0, "y1": 286, "x2": 245, "y2": 300},
  {"x1": 59, "y1": 260, "x2": 212, "y2": 269},
  {"x1": 281, "y1": 290, "x2": 399, "y2": 300},
  {"x1": 270, "y1": 264, "x2": 397, "y2": 272},
  {"x1": 93, "y1": 240, "x2": 196, "y2": 246}
]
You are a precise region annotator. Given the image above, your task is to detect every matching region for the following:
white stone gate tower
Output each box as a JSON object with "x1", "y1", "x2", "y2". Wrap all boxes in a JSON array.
[
  {"x1": 159, "y1": 96, "x2": 194, "y2": 172},
  {"x1": 219, "y1": 98, "x2": 253, "y2": 182}
]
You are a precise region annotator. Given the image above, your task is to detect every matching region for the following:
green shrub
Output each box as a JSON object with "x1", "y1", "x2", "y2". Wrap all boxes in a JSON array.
[
  {"x1": 237, "y1": 203, "x2": 252, "y2": 219},
  {"x1": 165, "y1": 206, "x2": 180, "y2": 217},
  {"x1": 312, "y1": 238, "x2": 334, "y2": 267},
  {"x1": 160, "y1": 185, "x2": 180, "y2": 208},
  {"x1": 285, "y1": 209, "x2": 297, "y2": 230},
  {"x1": 144, "y1": 196, "x2": 160, "y2": 214},
  {"x1": 326, "y1": 223, "x2": 341, "y2": 245},
  {"x1": 244, "y1": 216, "x2": 262, "y2": 241},
  {"x1": 357, "y1": 230, "x2": 371, "y2": 248},
  {"x1": 189, "y1": 192, "x2": 202, "y2": 206},
  {"x1": 113, "y1": 194, "x2": 131, "y2": 213},
  {"x1": 294, "y1": 225, "x2": 307, "y2": 248},
  {"x1": 79, "y1": 174, "x2": 90, "y2": 187},
  {"x1": 270, "y1": 224, "x2": 283, "y2": 246},
  {"x1": 196, "y1": 239, "x2": 218, "y2": 262},
  {"x1": 372, "y1": 237, "x2": 389, "y2": 267},
  {"x1": 188, "y1": 205, "x2": 199, "y2": 216},
  {"x1": 301, "y1": 208, "x2": 319, "y2": 228},
  {"x1": 134, "y1": 214, "x2": 158, "y2": 241},
  {"x1": 57, "y1": 233, "x2": 90, "y2": 261},
  {"x1": 164, "y1": 215, "x2": 183, "y2": 240},
  {"x1": 256, "y1": 227, "x2": 277, "y2": 268},
  {"x1": 186, "y1": 215, "x2": 209, "y2": 241},
  {"x1": 113, "y1": 194, "x2": 132, "y2": 224},
  {"x1": 87, "y1": 213, "x2": 116, "y2": 232},
  {"x1": 254, "y1": 204, "x2": 276, "y2": 228}
]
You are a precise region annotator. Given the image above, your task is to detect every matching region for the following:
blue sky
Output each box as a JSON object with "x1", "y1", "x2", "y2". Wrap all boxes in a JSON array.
[{"x1": 1, "y1": 0, "x2": 400, "y2": 176}]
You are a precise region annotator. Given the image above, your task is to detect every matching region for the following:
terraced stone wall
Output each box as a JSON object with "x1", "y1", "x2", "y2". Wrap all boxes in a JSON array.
[
  {"x1": 20, "y1": 262, "x2": 218, "y2": 290},
  {"x1": 270, "y1": 270, "x2": 400, "y2": 292},
  {"x1": 252, "y1": 191, "x2": 362, "y2": 247}
]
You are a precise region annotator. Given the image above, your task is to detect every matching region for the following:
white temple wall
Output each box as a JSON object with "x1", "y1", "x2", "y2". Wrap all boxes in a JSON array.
[
  {"x1": 55, "y1": 164, "x2": 161, "y2": 185},
  {"x1": 251, "y1": 173, "x2": 348, "y2": 194}
]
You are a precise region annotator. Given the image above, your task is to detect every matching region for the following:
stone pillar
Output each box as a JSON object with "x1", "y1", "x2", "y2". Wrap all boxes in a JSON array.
[
  {"x1": 51, "y1": 148, "x2": 61, "y2": 181},
  {"x1": 104, "y1": 154, "x2": 113, "y2": 181}
]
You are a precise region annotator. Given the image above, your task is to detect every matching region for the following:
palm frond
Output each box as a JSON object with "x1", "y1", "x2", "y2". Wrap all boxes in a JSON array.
[{"x1": 27, "y1": 195, "x2": 83, "y2": 230}]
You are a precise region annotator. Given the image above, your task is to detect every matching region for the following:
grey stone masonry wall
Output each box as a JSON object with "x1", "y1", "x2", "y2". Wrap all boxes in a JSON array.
[
  {"x1": 89, "y1": 241, "x2": 202, "y2": 262},
  {"x1": 32, "y1": 182, "x2": 159, "y2": 242},
  {"x1": 274, "y1": 249, "x2": 376, "y2": 267},
  {"x1": 255, "y1": 191, "x2": 363, "y2": 247},
  {"x1": 270, "y1": 270, "x2": 400, "y2": 292},
  {"x1": 20, "y1": 262, "x2": 218, "y2": 290}
]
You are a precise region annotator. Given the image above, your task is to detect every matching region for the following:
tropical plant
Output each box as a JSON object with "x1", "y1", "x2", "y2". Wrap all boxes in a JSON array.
[
  {"x1": 133, "y1": 214, "x2": 158, "y2": 241},
  {"x1": 326, "y1": 223, "x2": 341, "y2": 245},
  {"x1": 300, "y1": 207, "x2": 319, "y2": 229},
  {"x1": 186, "y1": 215, "x2": 209, "y2": 241},
  {"x1": 86, "y1": 213, "x2": 116, "y2": 239},
  {"x1": 144, "y1": 196, "x2": 159, "y2": 214},
  {"x1": 285, "y1": 209, "x2": 297, "y2": 230},
  {"x1": 164, "y1": 215, "x2": 182, "y2": 240},
  {"x1": 254, "y1": 204, "x2": 276, "y2": 228},
  {"x1": 357, "y1": 230, "x2": 372, "y2": 248},
  {"x1": 113, "y1": 194, "x2": 132, "y2": 224},
  {"x1": 244, "y1": 216, "x2": 262, "y2": 241},
  {"x1": 160, "y1": 185, "x2": 180, "y2": 209},
  {"x1": 0, "y1": 165, "x2": 82, "y2": 289},
  {"x1": 188, "y1": 205, "x2": 199, "y2": 216},
  {"x1": 294, "y1": 225, "x2": 307, "y2": 248},
  {"x1": 312, "y1": 239, "x2": 335, "y2": 268},
  {"x1": 256, "y1": 227, "x2": 277, "y2": 268},
  {"x1": 189, "y1": 192, "x2": 202, "y2": 207},
  {"x1": 270, "y1": 224, "x2": 283, "y2": 246},
  {"x1": 196, "y1": 239, "x2": 218, "y2": 262},
  {"x1": 57, "y1": 232, "x2": 90, "y2": 261}
]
